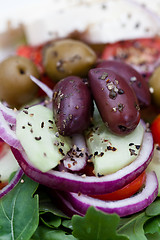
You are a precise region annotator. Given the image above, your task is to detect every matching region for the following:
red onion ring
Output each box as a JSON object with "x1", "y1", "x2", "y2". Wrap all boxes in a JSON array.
[
  {"x1": 11, "y1": 126, "x2": 154, "y2": 195},
  {"x1": 63, "y1": 134, "x2": 88, "y2": 171},
  {"x1": 54, "y1": 171, "x2": 158, "y2": 217},
  {"x1": 30, "y1": 75, "x2": 53, "y2": 99},
  {"x1": 0, "y1": 102, "x2": 17, "y2": 125},
  {"x1": 50, "y1": 189, "x2": 83, "y2": 218},
  {"x1": 0, "y1": 168, "x2": 23, "y2": 199},
  {"x1": 0, "y1": 111, "x2": 22, "y2": 150}
]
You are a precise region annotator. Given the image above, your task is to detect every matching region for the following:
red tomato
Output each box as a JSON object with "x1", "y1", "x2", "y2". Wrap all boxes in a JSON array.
[
  {"x1": 101, "y1": 37, "x2": 160, "y2": 80},
  {"x1": 150, "y1": 114, "x2": 160, "y2": 145},
  {"x1": 79, "y1": 163, "x2": 95, "y2": 176},
  {"x1": 16, "y1": 45, "x2": 43, "y2": 73},
  {"x1": 17, "y1": 45, "x2": 55, "y2": 97},
  {"x1": 0, "y1": 182, "x2": 7, "y2": 190},
  {"x1": 89, "y1": 171, "x2": 146, "y2": 201}
]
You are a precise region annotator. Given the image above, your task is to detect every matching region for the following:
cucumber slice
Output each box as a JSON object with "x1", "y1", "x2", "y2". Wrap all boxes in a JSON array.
[
  {"x1": 0, "y1": 144, "x2": 19, "y2": 182},
  {"x1": 16, "y1": 105, "x2": 71, "y2": 172},
  {"x1": 147, "y1": 145, "x2": 160, "y2": 196},
  {"x1": 85, "y1": 110, "x2": 144, "y2": 176}
]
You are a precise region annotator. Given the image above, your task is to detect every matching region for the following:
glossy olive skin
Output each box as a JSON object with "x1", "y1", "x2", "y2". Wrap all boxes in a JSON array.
[
  {"x1": 97, "y1": 60, "x2": 151, "y2": 108},
  {"x1": 88, "y1": 68, "x2": 140, "y2": 135},
  {"x1": 0, "y1": 56, "x2": 40, "y2": 108},
  {"x1": 149, "y1": 66, "x2": 160, "y2": 107},
  {"x1": 43, "y1": 39, "x2": 97, "y2": 82},
  {"x1": 52, "y1": 76, "x2": 93, "y2": 136}
]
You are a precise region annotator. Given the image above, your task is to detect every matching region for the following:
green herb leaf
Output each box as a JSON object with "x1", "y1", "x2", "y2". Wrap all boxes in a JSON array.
[
  {"x1": 40, "y1": 212, "x2": 61, "y2": 228},
  {"x1": 31, "y1": 226, "x2": 76, "y2": 240},
  {"x1": 38, "y1": 186, "x2": 69, "y2": 219},
  {"x1": 0, "y1": 174, "x2": 39, "y2": 240},
  {"x1": 144, "y1": 216, "x2": 160, "y2": 235},
  {"x1": 145, "y1": 198, "x2": 160, "y2": 217},
  {"x1": 72, "y1": 207, "x2": 128, "y2": 240},
  {"x1": 145, "y1": 232, "x2": 160, "y2": 240},
  {"x1": 118, "y1": 212, "x2": 151, "y2": 240},
  {"x1": 62, "y1": 219, "x2": 73, "y2": 230}
]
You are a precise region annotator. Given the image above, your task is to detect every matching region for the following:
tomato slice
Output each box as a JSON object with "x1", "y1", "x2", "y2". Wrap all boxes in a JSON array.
[
  {"x1": 89, "y1": 171, "x2": 146, "y2": 201},
  {"x1": 79, "y1": 163, "x2": 95, "y2": 176},
  {"x1": 16, "y1": 45, "x2": 44, "y2": 72},
  {"x1": 151, "y1": 114, "x2": 160, "y2": 145},
  {"x1": 101, "y1": 37, "x2": 160, "y2": 79},
  {"x1": 0, "y1": 182, "x2": 7, "y2": 190}
]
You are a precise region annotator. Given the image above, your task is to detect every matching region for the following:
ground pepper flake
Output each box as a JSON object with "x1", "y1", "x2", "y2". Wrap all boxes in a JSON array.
[
  {"x1": 41, "y1": 122, "x2": 44, "y2": 128},
  {"x1": 35, "y1": 136, "x2": 42, "y2": 141},
  {"x1": 99, "y1": 72, "x2": 108, "y2": 80}
]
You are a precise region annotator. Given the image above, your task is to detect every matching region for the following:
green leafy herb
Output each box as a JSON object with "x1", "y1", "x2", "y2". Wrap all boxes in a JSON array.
[
  {"x1": 31, "y1": 226, "x2": 76, "y2": 240},
  {"x1": 118, "y1": 212, "x2": 150, "y2": 240},
  {"x1": 0, "y1": 174, "x2": 39, "y2": 240},
  {"x1": 72, "y1": 207, "x2": 128, "y2": 240}
]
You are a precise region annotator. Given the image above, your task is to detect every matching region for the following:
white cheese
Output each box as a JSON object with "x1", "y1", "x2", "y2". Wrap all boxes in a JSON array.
[
  {"x1": 1, "y1": 0, "x2": 160, "y2": 46},
  {"x1": 23, "y1": 0, "x2": 160, "y2": 45}
]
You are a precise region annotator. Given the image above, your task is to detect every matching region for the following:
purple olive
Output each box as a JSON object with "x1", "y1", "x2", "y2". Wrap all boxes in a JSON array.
[
  {"x1": 97, "y1": 60, "x2": 151, "y2": 108},
  {"x1": 88, "y1": 68, "x2": 140, "y2": 135},
  {"x1": 52, "y1": 76, "x2": 93, "y2": 136}
]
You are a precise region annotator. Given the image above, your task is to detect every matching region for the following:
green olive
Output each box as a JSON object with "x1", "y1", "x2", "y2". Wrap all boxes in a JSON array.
[
  {"x1": 0, "y1": 56, "x2": 40, "y2": 108},
  {"x1": 43, "y1": 39, "x2": 97, "y2": 82},
  {"x1": 149, "y1": 66, "x2": 160, "y2": 107}
]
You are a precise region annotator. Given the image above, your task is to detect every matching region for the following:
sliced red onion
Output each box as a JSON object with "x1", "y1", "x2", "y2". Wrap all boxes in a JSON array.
[
  {"x1": 56, "y1": 171, "x2": 158, "y2": 217},
  {"x1": 0, "y1": 102, "x2": 17, "y2": 125},
  {"x1": 11, "y1": 126, "x2": 154, "y2": 195},
  {"x1": 50, "y1": 189, "x2": 83, "y2": 217},
  {"x1": 30, "y1": 75, "x2": 53, "y2": 99},
  {"x1": 63, "y1": 134, "x2": 87, "y2": 171},
  {"x1": 0, "y1": 168, "x2": 23, "y2": 199},
  {"x1": 0, "y1": 111, "x2": 22, "y2": 150}
]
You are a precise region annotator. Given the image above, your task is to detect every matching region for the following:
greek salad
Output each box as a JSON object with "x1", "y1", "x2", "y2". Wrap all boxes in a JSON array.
[{"x1": 1, "y1": 9, "x2": 160, "y2": 239}]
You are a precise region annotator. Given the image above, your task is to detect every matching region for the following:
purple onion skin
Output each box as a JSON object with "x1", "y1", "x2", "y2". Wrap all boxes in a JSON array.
[
  {"x1": 88, "y1": 68, "x2": 140, "y2": 135},
  {"x1": 52, "y1": 76, "x2": 93, "y2": 136},
  {"x1": 97, "y1": 60, "x2": 151, "y2": 108},
  {"x1": 11, "y1": 128, "x2": 154, "y2": 195}
]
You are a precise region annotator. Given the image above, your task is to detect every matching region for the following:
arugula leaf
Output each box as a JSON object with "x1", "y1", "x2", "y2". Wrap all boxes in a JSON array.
[
  {"x1": 31, "y1": 226, "x2": 76, "y2": 240},
  {"x1": 143, "y1": 198, "x2": 160, "y2": 236},
  {"x1": 118, "y1": 212, "x2": 150, "y2": 240},
  {"x1": 38, "y1": 185, "x2": 69, "y2": 219},
  {"x1": 0, "y1": 174, "x2": 39, "y2": 240},
  {"x1": 40, "y1": 212, "x2": 61, "y2": 228},
  {"x1": 144, "y1": 216, "x2": 160, "y2": 235},
  {"x1": 72, "y1": 207, "x2": 128, "y2": 240},
  {"x1": 145, "y1": 232, "x2": 160, "y2": 240},
  {"x1": 62, "y1": 219, "x2": 73, "y2": 230},
  {"x1": 145, "y1": 198, "x2": 160, "y2": 217}
]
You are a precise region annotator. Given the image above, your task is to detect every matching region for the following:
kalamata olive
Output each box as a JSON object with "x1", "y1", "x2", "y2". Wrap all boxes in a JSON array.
[
  {"x1": 43, "y1": 39, "x2": 97, "y2": 82},
  {"x1": 52, "y1": 76, "x2": 93, "y2": 136},
  {"x1": 88, "y1": 68, "x2": 140, "y2": 135},
  {"x1": 149, "y1": 66, "x2": 160, "y2": 107},
  {"x1": 0, "y1": 56, "x2": 40, "y2": 108},
  {"x1": 97, "y1": 60, "x2": 151, "y2": 108}
]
